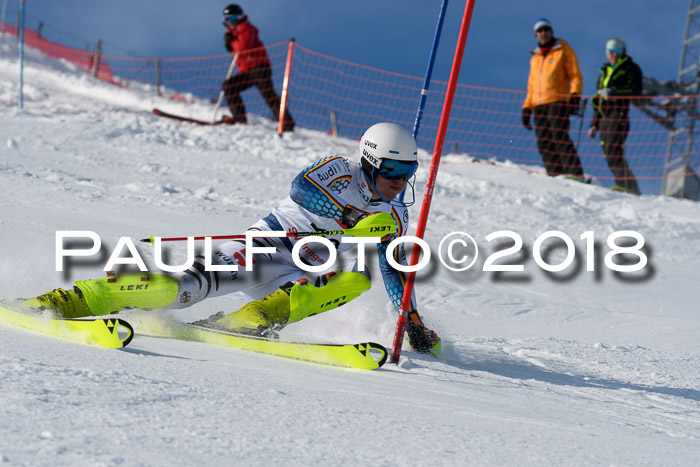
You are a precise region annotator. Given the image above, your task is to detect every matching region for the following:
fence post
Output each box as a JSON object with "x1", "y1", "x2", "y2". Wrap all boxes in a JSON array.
[
  {"x1": 574, "y1": 98, "x2": 588, "y2": 154},
  {"x1": 156, "y1": 59, "x2": 162, "y2": 96},
  {"x1": 91, "y1": 39, "x2": 102, "y2": 78},
  {"x1": 330, "y1": 110, "x2": 338, "y2": 137},
  {"x1": 1, "y1": 0, "x2": 8, "y2": 38},
  {"x1": 18, "y1": 0, "x2": 25, "y2": 110},
  {"x1": 278, "y1": 38, "x2": 295, "y2": 136}
]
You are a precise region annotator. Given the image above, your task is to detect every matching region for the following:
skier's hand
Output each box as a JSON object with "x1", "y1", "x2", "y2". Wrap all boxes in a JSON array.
[
  {"x1": 406, "y1": 309, "x2": 441, "y2": 355},
  {"x1": 587, "y1": 126, "x2": 598, "y2": 139},
  {"x1": 224, "y1": 32, "x2": 234, "y2": 52},
  {"x1": 342, "y1": 206, "x2": 394, "y2": 244},
  {"x1": 597, "y1": 88, "x2": 611, "y2": 99},
  {"x1": 521, "y1": 108, "x2": 533, "y2": 130},
  {"x1": 568, "y1": 94, "x2": 581, "y2": 116},
  {"x1": 341, "y1": 205, "x2": 370, "y2": 229}
]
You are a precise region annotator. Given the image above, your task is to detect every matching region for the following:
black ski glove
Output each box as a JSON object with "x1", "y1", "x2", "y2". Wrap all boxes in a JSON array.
[
  {"x1": 341, "y1": 205, "x2": 394, "y2": 244},
  {"x1": 521, "y1": 108, "x2": 533, "y2": 130},
  {"x1": 224, "y1": 32, "x2": 234, "y2": 52},
  {"x1": 569, "y1": 94, "x2": 581, "y2": 116},
  {"x1": 341, "y1": 205, "x2": 370, "y2": 228},
  {"x1": 405, "y1": 310, "x2": 440, "y2": 354}
]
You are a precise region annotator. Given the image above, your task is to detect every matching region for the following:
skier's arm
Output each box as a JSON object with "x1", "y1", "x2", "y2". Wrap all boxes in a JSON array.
[
  {"x1": 376, "y1": 232, "x2": 417, "y2": 313},
  {"x1": 290, "y1": 156, "x2": 352, "y2": 221},
  {"x1": 224, "y1": 31, "x2": 234, "y2": 52},
  {"x1": 234, "y1": 25, "x2": 257, "y2": 53},
  {"x1": 630, "y1": 62, "x2": 643, "y2": 97},
  {"x1": 611, "y1": 61, "x2": 643, "y2": 97},
  {"x1": 565, "y1": 43, "x2": 584, "y2": 95}
]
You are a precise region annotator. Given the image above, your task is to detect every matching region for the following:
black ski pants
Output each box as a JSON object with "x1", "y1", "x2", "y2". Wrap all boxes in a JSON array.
[
  {"x1": 598, "y1": 110, "x2": 640, "y2": 195},
  {"x1": 533, "y1": 101, "x2": 584, "y2": 177},
  {"x1": 222, "y1": 63, "x2": 294, "y2": 128}
]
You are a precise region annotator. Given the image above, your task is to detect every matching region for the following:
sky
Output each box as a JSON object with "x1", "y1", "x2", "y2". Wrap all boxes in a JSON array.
[{"x1": 2, "y1": 0, "x2": 690, "y2": 96}]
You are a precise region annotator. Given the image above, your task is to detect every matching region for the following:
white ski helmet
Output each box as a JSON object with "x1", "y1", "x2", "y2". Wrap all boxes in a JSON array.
[
  {"x1": 360, "y1": 122, "x2": 417, "y2": 169},
  {"x1": 605, "y1": 38, "x2": 626, "y2": 54}
]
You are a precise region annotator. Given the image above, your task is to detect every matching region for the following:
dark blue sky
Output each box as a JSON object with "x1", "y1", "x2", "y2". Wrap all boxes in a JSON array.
[{"x1": 7, "y1": 0, "x2": 688, "y2": 95}]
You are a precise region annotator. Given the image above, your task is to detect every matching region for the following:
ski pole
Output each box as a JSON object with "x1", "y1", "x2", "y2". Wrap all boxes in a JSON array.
[
  {"x1": 140, "y1": 213, "x2": 397, "y2": 244},
  {"x1": 575, "y1": 97, "x2": 588, "y2": 154},
  {"x1": 212, "y1": 52, "x2": 238, "y2": 122}
]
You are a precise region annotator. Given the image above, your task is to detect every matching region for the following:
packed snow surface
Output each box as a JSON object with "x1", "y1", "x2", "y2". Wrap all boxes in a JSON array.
[{"x1": 1, "y1": 38, "x2": 699, "y2": 466}]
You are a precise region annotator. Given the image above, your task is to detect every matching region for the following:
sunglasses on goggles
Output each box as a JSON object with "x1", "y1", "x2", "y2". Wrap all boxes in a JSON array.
[
  {"x1": 377, "y1": 159, "x2": 418, "y2": 180},
  {"x1": 222, "y1": 14, "x2": 240, "y2": 25}
]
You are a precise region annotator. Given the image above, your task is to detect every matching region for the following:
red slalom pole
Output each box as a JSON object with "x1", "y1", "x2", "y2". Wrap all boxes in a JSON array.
[{"x1": 389, "y1": 0, "x2": 477, "y2": 364}]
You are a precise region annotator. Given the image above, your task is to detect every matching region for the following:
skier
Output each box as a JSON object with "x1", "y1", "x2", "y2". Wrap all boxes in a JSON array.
[
  {"x1": 23, "y1": 123, "x2": 441, "y2": 355},
  {"x1": 220, "y1": 4, "x2": 295, "y2": 131},
  {"x1": 587, "y1": 38, "x2": 643, "y2": 195}
]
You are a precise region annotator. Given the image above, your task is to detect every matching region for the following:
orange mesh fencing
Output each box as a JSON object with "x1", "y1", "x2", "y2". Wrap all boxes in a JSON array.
[
  {"x1": 1, "y1": 23, "x2": 117, "y2": 83},
  {"x1": 3, "y1": 21, "x2": 699, "y2": 195}
]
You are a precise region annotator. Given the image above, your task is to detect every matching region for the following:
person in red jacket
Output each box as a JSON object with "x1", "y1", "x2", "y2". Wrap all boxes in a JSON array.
[{"x1": 221, "y1": 4, "x2": 294, "y2": 131}]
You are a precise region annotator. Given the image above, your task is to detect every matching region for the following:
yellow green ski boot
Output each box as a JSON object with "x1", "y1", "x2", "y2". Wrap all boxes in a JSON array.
[
  {"x1": 23, "y1": 273, "x2": 179, "y2": 318},
  {"x1": 215, "y1": 271, "x2": 371, "y2": 338},
  {"x1": 22, "y1": 287, "x2": 92, "y2": 318},
  {"x1": 216, "y1": 283, "x2": 294, "y2": 338}
]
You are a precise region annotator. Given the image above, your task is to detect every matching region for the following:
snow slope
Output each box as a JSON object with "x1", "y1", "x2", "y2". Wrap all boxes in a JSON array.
[{"x1": 1, "y1": 38, "x2": 700, "y2": 466}]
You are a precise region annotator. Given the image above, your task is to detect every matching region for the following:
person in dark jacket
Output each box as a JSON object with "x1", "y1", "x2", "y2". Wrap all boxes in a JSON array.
[
  {"x1": 587, "y1": 38, "x2": 642, "y2": 195},
  {"x1": 522, "y1": 18, "x2": 585, "y2": 178},
  {"x1": 221, "y1": 4, "x2": 294, "y2": 131}
]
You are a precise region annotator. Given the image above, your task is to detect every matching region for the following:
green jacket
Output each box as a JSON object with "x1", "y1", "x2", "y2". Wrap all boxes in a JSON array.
[{"x1": 590, "y1": 55, "x2": 643, "y2": 129}]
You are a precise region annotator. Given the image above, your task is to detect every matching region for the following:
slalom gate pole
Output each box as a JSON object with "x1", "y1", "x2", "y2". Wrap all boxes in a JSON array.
[
  {"x1": 212, "y1": 52, "x2": 238, "y2": 121},
  {"x1": 389, "y1": 0, "x2": 477, "y2": 364},
  {"x1": 18, "y1": 0, "x2": 25, "y2": 110},
  {"x1": 412, "y1": 0, "x2": 449, "y2": 139},
  {"x1": 277, "y1": 38, "x2": 295, "y2": 136},
  {"x1": 399, "y1": 0, "x2": 449, "y2": 203}
]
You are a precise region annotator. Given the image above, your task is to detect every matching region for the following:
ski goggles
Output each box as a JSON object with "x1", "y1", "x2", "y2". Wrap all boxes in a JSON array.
[
  {"x1": 607, "y1": 48, "x2": 624, "y2": 54},
  {"x1": 223, "y1": 14, "x2": 240, "y2": 25},
  {"x1": 377, "y1": 159, "x2": 418, "y2": 180}
]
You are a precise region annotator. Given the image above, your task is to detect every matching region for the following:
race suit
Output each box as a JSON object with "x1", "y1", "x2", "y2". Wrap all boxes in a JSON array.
[{"x1": 171, "y1": 155, "x2": 416, "y2": 312}]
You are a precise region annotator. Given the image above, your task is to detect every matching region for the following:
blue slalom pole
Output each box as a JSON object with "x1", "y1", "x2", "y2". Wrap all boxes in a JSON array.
[
  {"x1": 413, "y1": 0, "x2": 449, "y2": 139},
  {"x1": 400, "y1": 0, "x2": 449, "y2": 202},
  {"x1": 18, "y1": 0, "x2": 26, "y2": 110}
]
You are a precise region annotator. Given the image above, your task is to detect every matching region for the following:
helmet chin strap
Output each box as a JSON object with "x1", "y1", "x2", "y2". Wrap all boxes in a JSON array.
[{"x1": 366, "y1": 168, "x2": 416, "y2": 208}]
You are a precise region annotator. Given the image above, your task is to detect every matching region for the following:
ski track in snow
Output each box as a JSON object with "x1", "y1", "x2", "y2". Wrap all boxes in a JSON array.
[{"x1": 1, "y1": 36, "x2": 700, "y2": 465}]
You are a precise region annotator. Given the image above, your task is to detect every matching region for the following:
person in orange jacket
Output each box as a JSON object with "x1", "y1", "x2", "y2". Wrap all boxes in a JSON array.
[
  {"x1": 522, "y1": 18, "x2": 585, "y2": 178},
  {"x1": 221, "y1": 4, "x2": 294, "y2": 131}
]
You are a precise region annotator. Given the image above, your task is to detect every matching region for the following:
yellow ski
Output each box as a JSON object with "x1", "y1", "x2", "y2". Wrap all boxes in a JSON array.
[
  {"x1": 132, "y1": 315, "x2": 387, "y2": 370},
  {"x1": 0, "y1": 304, "x2": 133, "y2": 349}
]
